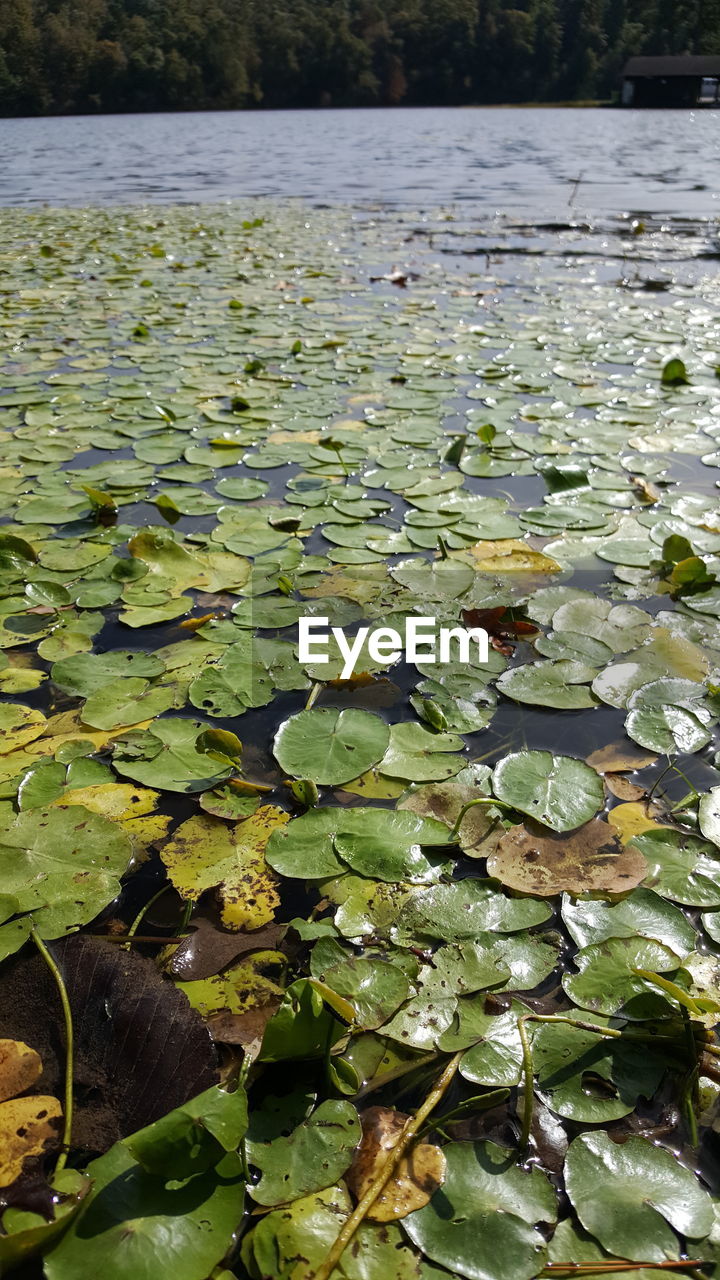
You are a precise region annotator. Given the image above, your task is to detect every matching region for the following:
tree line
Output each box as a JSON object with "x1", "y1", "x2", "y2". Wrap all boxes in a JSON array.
[{"x1": 1, "y1": 0, "x2": 719, "y2": 116}]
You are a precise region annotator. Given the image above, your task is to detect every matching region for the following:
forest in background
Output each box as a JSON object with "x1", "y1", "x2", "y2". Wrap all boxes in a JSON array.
[{"x1": 1, "y1": 0, "x2": 720, "y2": 116}]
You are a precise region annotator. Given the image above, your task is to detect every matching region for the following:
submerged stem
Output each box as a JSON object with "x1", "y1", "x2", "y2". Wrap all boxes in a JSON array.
[
  {"x1": 125, "y1": 883, "x2": 171, "y2": 948},
  {"x1": 31, "y1": 929, "x2": 73, "y2": 1171},
  {"x1": 314, "y1": 1051, "x2": 463, "y2": 1280}
]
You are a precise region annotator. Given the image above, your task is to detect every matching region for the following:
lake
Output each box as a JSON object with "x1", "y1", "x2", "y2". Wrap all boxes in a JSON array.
[{"x1": 1, "y1": 106, "x2": 719, "y2": 220}]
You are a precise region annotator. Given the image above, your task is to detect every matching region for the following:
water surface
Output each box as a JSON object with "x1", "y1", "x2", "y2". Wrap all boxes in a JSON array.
[{"x1": 2, "y1": 106, "x2": 719, "y2": 219}]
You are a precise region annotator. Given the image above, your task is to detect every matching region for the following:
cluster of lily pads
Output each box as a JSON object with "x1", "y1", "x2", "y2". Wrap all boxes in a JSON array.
[{"x1": 0, "y1": 201, "x2": 719, "y2": 1279}]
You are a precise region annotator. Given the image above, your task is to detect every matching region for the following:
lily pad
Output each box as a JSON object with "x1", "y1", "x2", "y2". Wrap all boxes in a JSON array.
[
  {"x1": 403, "y1": 1141, "x2": 556, "y2": 1280},
  {"x1": 247, "y1": 1099, "x2": 361, "y2": 1206},
  {"x1": 487, "y1": 819, "x2": 646, "y2": 896},
  {"x1": 564, "y1": 1132, "x2": 712, "y2": 1261},
  {"x1": 492, "y1": 751, "x2": 604, "y2": 832},
  {"x1": 378, "y1": 722, "x2": 465, "y2": 782},
  {"x1": 274, "y1": 708, "x2": 389, "y2": 786}
]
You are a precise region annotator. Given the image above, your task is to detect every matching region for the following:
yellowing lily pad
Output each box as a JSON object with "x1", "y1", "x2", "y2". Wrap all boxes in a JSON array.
[
  {"x1": 160, "y1": 807, "x2": 288, "y2": 929},
  {"x1": 0, "y1": 705, "x2": 47, "y2": 756}
]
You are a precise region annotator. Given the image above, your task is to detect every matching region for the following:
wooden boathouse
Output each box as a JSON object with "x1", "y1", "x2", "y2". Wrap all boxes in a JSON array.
[{"x1": 622, "y1": 55, "x2": 720, "y2": 107}]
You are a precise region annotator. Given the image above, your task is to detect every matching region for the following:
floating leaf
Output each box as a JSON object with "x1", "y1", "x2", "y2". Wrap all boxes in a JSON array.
[
  {"x1": 0, "y1": 1095, "x2": 63, "y2": 1187},
  {"x1": 0, "y1": 705, "x2": 47, "y2": 756},
  {"x1": 345, "y1": 1106, "x2": 446, "y2": 1222},
  {"x1": 564, "y1": 1132, "x2": 712, "y2": 1261},
  {"x1": 492, "y1": 751, "x2": 604, "y2": 832},
  {"x1": 0, "y1": 1039, "x2": 42, "y2": 1102},
  {"x1": 378, "y1": 722, "x2": 465, "y2": 782},
  {"x1": 0, "y1": 804, "x2": 132, "y2": 941},
  {"x1": 44, "y1": 1143, "x2": 243, "y2": 1280},
  {"x1": 403, "y1": 1141, "x2": 556, "y2": 1280},
  {"x1": 160, "y1": 808, "x2": 287, "y2": 930},
  {"x1": 310, "y1": 937, "x2": 409, "y2": 1029},
  {"x1": 630, "y1": 828, "x2": 720, "y2": 907},
  {"x1": 274, "y1": 708, "x2": 389, "y2": 786},
  {"x1": 699, "y1": 786, "x2": 720, "y2": 849},
  {"x1": 563, "y1": 935, "x2": 683, "y2": 1016},
  {"x1": 487, "y1": 819, "x2": 646, "y2": 896},
  {"x1": 332, "y1": 808, "x2": 452, "y2": 884},
  {"x1": 496, "y1": 660, "x2": 597, "y2": 709},
  {"x1": 112, "y1": 719, "x2": 234, "y2": 793},
  {"x1": 247, "y1": 1099, "x2": 360, "y2": 1206}
]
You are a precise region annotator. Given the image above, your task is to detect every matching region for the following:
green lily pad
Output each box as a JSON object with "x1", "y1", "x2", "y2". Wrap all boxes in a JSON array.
[
  {"x1": 333, "y1": 808, "x2": 452, "y2": 884},
  {"x1": 309, "y1": 936, "x2": 409, "y2": 1028},
  {"x1": 378, "y1": 722, "x2": 465, "y2": 782},
  {"x1": 630, "y1": 828, "x2": 720, "y2": 907},
  {"x1": 564, "y1": 1132, "x2": 712, "y2": 1261},
  {"x1": 403, "y1": 1141, "x2": 556, "y2": 1280},
  {"x1": 45, "y1": 1144, "x2": 244, "y2": 1280},
  {"x1": 496, "y1": 660, "x2": 597, "y2": 709},
  {"x1": 563, "y1": 935, "x2": 683, "y2": 1017},
  {"x1": 274, "y1": 708, "x2": 390, "y2": 786},
  {"x1": 247, "y1": 1099, "x2": 361, "y2": 1206},
  {"x1": 492, "y1": 751, "x2": 604, "y2": 832},
  {"x1": 112, "y1": 719, "x2": 234, "y2": 793}
]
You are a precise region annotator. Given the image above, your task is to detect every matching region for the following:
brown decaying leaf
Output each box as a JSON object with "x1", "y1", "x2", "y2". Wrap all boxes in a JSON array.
[
  {"x1": 461, "y1": 605, "x2": 538, "y2": 656},
  {"x1": 206, "y1": 1002, "x2": 282, "y2": 1056},
  {"x1": 0, "y1": 1039, "x2": 43, "y2": 1103},
  {"x1": 0, "y1": 1096, "x2": 62, "y2": 1188},
  {"x1": 345, "y1": 1105, "x2": 446, "y2": 1222},
  {"x1": 585, "y1": 742, "x2": 658, "y2": 773},
  {"x1": 487, "y1": 818, "x2": 647, "y2": 896},
  {"x1": 605, "y1": 775, "x2": 646, "y2": 802},
  {"x1": 0, "y1": 938, "x2": 218, "y2": 1154},
  {"x1": 167, "y1": 919, "x2": 288, "y2": 982}
]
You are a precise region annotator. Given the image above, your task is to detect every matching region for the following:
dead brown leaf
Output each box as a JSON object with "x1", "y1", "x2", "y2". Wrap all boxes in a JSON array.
[
  {"x1": 345, "y1": 1105, "x2": 446, "y2": 1222},
  {"x1": 586, "y1": 742, "x2": 658, "y2": 773},
  {"x1": 486, "y1": 818, "x2": 647, "y2": 896},
  {"x1": 207, "y1": 1003, "x2": 282, "y2": 1057},
  {"x1": 605, "y1": 775, "x2": 647, "y2": 802},
  {"x1": 167, "y1": 919, "x2": 287, "y2": 982},
  {"x1": 400, "y1": 782, "x2": 505, "y2": 858}
]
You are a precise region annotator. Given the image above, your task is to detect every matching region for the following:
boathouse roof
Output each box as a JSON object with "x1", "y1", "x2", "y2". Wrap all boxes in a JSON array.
[{"x1": 623, "y1": 55, "x2": 720, "y2": 78}]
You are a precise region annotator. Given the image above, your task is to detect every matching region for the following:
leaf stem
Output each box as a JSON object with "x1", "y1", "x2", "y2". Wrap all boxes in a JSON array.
[
  {"x1": 448, "y1": 795, "x2": 511, "y2": 842},
  {"x1": 517, "y1": 1015, "x2": 534, "y2": 1152},
  {"x1": 314, "y1": 1051, "x2": 463, "y2": 1280},
  {"x1": 31, "y1": 929, "x2": 73, "y2": 1172},
  {"x1": 124, "y1": 883, "x2": 171, "y2": 949},
  {"x1": 681, "y1": 1008, "x2": 700, "y2": 1147},
  {"x1": 543, "y1": 1264, "x2": 705, "y2": 1275}
]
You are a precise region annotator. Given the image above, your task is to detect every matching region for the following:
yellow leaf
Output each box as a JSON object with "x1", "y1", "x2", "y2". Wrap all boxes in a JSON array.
[
  {"x1": 346, "y1": 1106, "x2": 446, "y2": 1222},
  {"x1": 160, "y1": 806, "x2": 289, "y2": 930},
  {"x1": 457, "y1": 538, "x2": 561, "y2": 574},
  {"x1": 52, "y1": 783, "x2": 160, "y2": 822},
  {"x1": 123, "y1": 812, "x2": 173, "y2": 859},
  {"x1": 0, "y1": 706, "x2": 47, "y2": 756},
  {"x1": 340, "y1": 769, "x2": 405, "y2": 800},
  {"x1": 0, "y1": 1040, "x2": 42, "y2": 1104},
  {"x1": 0, "y1": 1095, "x2": 62, "y2": 1187},
  {"x1": 176, "y1": 952, "x2": 285, "y2": 1017},
  {"x1": 607, "y1": 802, "x2": 671, "y2": 845}
]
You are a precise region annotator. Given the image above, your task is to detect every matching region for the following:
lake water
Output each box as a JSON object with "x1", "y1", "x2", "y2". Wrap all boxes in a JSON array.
[{"x1": 2, "y1": 106, "x2": 719, "y2": 220}]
